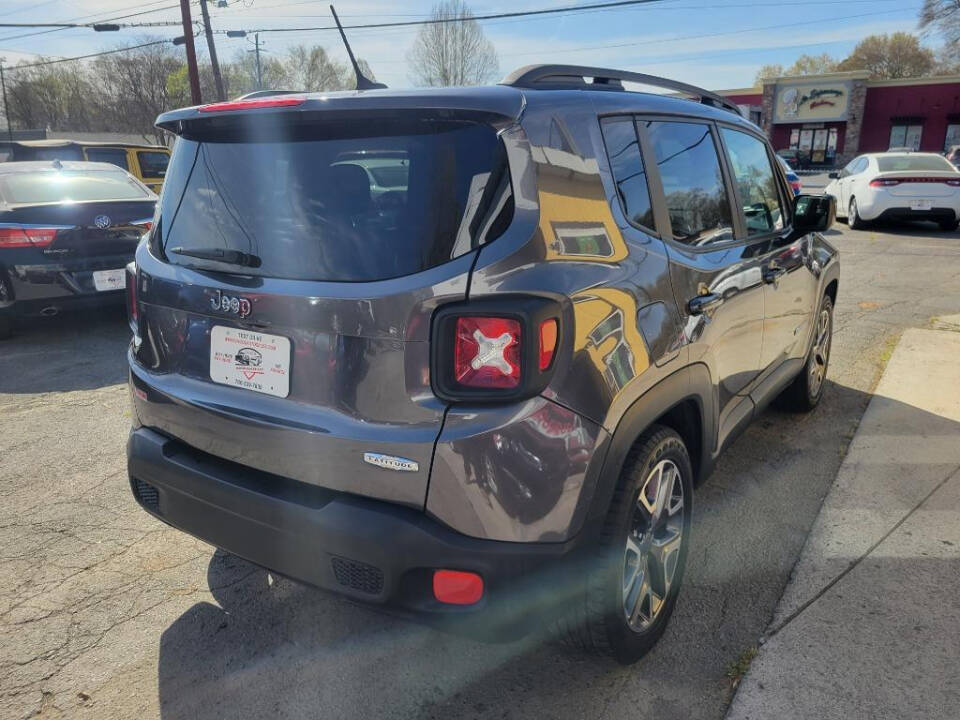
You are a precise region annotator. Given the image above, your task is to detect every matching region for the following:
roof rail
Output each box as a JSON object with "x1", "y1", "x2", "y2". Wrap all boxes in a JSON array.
[{"x1": 501, "y1": 64, "x2": 742, "y2": 117}]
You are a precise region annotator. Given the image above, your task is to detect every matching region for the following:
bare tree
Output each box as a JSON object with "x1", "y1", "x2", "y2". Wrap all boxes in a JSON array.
[
  {"x1": 919, "y1": 0, "x2": 960, "y2": 63},
  {"x1": 408, "y1": 0, "x2": 499, "y2": 87},
  {"x1": 94, "y1": 40, "x2": 188, "y2": 144},
  {"x1": 285, "y1": 45, "x2": 349, "y2": 91}
]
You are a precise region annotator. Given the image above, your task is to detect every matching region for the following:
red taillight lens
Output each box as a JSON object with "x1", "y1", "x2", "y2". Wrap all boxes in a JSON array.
[
  {"x1": 433, "y1": 570, "x2": 484, "y2": 605},
  {"x1": 453, "y1": 316, "x2": 521, "y2": 389},
  {"x1": 869, "y1": 179, "x2": 900, "y2": 187},
  {"x1": 0, "y1": 226, "x2": 59, "y2": 248},
  {"x1": 538, "y1": 318, "x2": 558, "y2": 371},
  {"x1": 198, "y1": 95, "x2": 305, "y2": 113},
  {"x1": 125, "y1": 262, "x2": 138, "y2": 324}
]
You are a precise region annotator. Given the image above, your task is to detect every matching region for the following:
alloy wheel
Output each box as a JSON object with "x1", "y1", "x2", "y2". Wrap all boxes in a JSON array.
[
  {"x1": 809, "y1": 307, "x2": 831, "y2": 396},
  {"x1": 622, "y1": 459, "x2": 684, "y2": 632}
]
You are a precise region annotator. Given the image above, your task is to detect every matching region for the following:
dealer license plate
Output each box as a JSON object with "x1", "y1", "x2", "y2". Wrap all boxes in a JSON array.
[
  {"x1": 910, "y1": 199, "x2": 933, "y2": 211},
  {"x1": 209, "y1": 325, "x2": 291, "y2": 398},
  {"x1": 92, "y1": 268, "x2": 126, "y2": 291}
]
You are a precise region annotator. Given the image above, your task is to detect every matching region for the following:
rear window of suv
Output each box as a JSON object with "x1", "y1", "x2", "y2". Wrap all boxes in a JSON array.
[{"x1": 159, "y1": 118, "x2": 513, "y2": 282}]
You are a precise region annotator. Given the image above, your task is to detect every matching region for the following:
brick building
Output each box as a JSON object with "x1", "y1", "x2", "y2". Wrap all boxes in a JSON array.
[{"x1": 717, "y1": 71, "x2": 960, "y2": 168}]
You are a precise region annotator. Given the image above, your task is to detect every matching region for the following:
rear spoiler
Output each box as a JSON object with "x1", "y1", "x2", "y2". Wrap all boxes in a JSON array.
[{"x1": 155, "y1": 87, "x2": 526, "y2": 136}]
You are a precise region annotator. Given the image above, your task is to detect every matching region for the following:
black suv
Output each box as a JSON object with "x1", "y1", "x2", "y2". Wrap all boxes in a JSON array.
[{"x1": 126, "y1": 65, "x2": 838, "y2": 664}]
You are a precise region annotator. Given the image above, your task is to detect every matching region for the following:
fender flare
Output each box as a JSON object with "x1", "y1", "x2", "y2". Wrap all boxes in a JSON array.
[{"x1": 575, "y1": 363, "x2": 716, "y2": 538}]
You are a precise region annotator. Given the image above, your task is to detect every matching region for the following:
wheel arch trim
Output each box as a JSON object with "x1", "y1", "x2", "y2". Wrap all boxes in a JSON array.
[{"x1": 580, "y1": 363, "x2": 715, "y2": 535}]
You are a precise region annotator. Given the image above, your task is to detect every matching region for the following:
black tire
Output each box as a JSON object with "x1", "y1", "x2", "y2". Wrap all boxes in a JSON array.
[
  {"x1": 776, "y1": 295, "x2": 833, "y2": 412},
  {"x1": 938, "y1": 218, "x2": 959, "y2": 232},
  {"x1": 559, "y1": 425, "x2": 693, "y2": 664},
  {"x1": 847, "y1": 198, "x2": 865, "y2": 230}
]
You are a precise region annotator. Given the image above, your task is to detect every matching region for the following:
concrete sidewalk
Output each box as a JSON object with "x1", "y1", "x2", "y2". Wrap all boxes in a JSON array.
[{"x1": 727, "y1": 324, "x2": 960, "y2": 720}]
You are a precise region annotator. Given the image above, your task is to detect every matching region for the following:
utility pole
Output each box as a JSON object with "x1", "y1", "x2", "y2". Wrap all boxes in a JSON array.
[
  {"x1": 178, "y1": 0, "x2": 202, "y2": 105},
  {"x1": 253, "y1": 33, "x2": 262, "y2": 90},
  {"x1": 0, "y1": 62, "x2": 11, "y2": 141},
  {"x1": 198, "y1": 0, "x2": 224, "y2": 101}
]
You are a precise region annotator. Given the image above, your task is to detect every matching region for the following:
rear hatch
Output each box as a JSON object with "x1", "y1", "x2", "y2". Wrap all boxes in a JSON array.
[{"x1": 131, "y1": 96, "x2": 520, "y2": 508}]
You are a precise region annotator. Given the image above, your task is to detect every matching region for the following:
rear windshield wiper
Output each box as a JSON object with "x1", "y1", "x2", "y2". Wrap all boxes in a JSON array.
[{"x1": 169, "y1": 246, "x2": 262, "y2": 268}]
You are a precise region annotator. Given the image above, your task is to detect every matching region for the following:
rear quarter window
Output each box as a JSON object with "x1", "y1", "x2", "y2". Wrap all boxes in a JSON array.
[
  {"x1": 159, "y1": 118, "x2": 513, "y2": 282},
  {"x1": 138, "y1": 151, "x2": 170, "y2": 178}
]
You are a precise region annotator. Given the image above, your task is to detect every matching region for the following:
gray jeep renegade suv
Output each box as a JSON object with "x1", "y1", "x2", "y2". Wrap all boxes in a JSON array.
[{"x1": 126, "y1": 65, "x2": 838, "y2": 664}]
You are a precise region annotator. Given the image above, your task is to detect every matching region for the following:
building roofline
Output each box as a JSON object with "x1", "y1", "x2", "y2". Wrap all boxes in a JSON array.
[
  {"x1": 712, "y1": 72, "x2": 960, "y2": 97},
  {"x1": 761, "y1": 70, "x2": 870, "y2": 84},
  {"x1": 716, "y1": 87, "x2": 761, "y2": 97},
  {"x1": 866, "y1": 74, "x2": 960, "y2": 87}
]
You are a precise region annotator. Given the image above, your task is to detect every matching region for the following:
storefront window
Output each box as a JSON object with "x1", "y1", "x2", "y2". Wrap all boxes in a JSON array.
[
  {"x1": 890, "y1": 124, "x2": 923, "y2": 151},
  {"x1": 944, "y1": 123, "x2": 960, "y2": 153}
]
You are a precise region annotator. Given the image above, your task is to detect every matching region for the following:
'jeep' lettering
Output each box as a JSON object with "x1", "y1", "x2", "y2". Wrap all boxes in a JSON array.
[{"x1": 210, "y1": 289, "x2": 252, "y2": 318}]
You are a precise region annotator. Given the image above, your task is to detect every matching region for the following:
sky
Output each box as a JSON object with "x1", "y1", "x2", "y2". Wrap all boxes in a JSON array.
[{"x1": 0, "y1": 0, "x2": 931, "y2": 91}]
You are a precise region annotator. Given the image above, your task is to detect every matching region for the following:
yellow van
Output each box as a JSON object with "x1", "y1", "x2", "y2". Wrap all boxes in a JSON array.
[{"x1": 0, "y1": 140, "x2": 171, "y2": 193}]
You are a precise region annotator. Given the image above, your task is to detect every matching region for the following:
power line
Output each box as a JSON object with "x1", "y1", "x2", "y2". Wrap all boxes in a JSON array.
[
  {"x1": 0, "y1": 1, "x2": 187, "y2": 43},
  {"x1": 242, "y1": 0, "x2": 675, "y2": 34},
  {"x1": 498, "y1": 7, "x2": 917, "y2": 58},
  {"x1": 5, "y1": 37, "x2": 186, "y2": 71}
]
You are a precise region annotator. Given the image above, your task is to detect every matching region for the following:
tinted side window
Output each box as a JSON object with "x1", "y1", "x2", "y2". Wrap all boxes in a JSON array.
[
  {"x1": 138, "y1": 151, "x2": 170, "y2": 178},
  {"x1": 643, "y1": 120, "x2": 733, "y2": 246},
  {"x1": 721, "y1": 128, "x2": 784, "y2": 236},
  {"x1": 85, "y1": 148, "x2": 129, "y2": 171},
  {"x1": 600, "y1": 117, "x2": 655, "y2": 232}
]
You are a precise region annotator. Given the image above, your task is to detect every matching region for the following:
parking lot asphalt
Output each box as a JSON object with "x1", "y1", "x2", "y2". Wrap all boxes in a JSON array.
[{"x1": 2, "y1": 222, "x2": 959, "y2": 720}]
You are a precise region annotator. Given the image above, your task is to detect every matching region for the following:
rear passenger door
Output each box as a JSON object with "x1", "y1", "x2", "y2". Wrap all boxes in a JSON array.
[
  {"x1": 718, "y1": 125, "x2": 816, "y2": 372},
  {"x1": 637, "y1": 117, "x2": 765, "y2": 436}
]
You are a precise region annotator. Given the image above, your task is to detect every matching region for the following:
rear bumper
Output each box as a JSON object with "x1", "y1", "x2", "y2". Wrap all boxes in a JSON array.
[
  {"x1": 127, "y1": 426, "x2": 585, "y2": 626},
  {"x1": 872, "y1": 207, "x2": 957, "y2": 224},
  {"x1": 2, "y1": 256, "x2": 131, "y2": 312}
]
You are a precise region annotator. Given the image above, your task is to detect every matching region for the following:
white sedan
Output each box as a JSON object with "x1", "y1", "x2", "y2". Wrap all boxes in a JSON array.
[{"x1": 825, "y1": 152, "x2": 960, "y2": 231}]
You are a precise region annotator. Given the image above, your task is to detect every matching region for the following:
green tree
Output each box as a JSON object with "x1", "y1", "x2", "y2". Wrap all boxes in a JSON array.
[
  {"x1": 754, "y1": 54, "x2": 838, "y2": 86},
  {"x1": 837, "y1": 32, "x2": 935, "y2": 79},
  {"x1": 754, "y1": 64, "x2": 784, "y2": 85},
  {"x1": 786, "y1": 53, "x2": 838, "y2": 76}
]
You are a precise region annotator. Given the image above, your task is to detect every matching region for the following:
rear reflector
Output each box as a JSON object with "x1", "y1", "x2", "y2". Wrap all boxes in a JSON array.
[
  {"x1": 453, "y1": 316, "x2": 521, "y2": 388},
  {"x1": 198, "y1": 96, "x2": 306, "y2": 113},
  {"x1": 125, "y1": 262, "x2": 138, "y2": 324},
  {"x1": 539, "y1": 318, "x2": 558, "y2": 370},
  {"x1": 0, "y1": 225, "x2": 61, "y2": 248},
  {"x1": 433, "y1": 570, "x2": 484, "y2": 605}
]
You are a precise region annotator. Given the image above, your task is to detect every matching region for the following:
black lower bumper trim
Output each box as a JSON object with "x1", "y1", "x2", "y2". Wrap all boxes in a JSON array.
[
  {"x1": 874, "y1": 207, "x2": 957, "y2": 224},
  {"x1": 127, "y1": 428, "x2": 584, "y2": 625}
]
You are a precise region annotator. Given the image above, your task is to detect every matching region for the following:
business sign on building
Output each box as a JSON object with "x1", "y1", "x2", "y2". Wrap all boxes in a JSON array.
[{"x1": 773, "y1": 81, "x2": 851, "y2": 124}]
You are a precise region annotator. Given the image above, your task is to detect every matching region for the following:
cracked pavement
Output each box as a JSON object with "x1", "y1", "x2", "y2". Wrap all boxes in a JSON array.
[{"x1": 1, "y1": 223, "x2": 959, "y2": 720}]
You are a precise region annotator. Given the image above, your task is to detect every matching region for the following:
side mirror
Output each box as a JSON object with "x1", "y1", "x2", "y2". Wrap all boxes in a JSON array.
[
  {"x1": 828, "y1": 171, "x2": 840, "y2": 179},
  {"x1": 793, "y1": 193, "x2": 835, "y2": 234}
]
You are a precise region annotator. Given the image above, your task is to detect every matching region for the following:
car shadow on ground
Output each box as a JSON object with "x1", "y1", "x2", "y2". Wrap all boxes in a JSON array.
[
  {"x1": 151, "y1": 377, "x2": 948, "y2": 720},
  {"x1": 0, "y1": 305, "x2": 129, "y2": 394}
]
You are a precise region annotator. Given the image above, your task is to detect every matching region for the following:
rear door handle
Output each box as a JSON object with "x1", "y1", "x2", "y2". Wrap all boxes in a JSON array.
[{"x1": 688, "y1": 293, "x2": 723, "y2": 315}]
